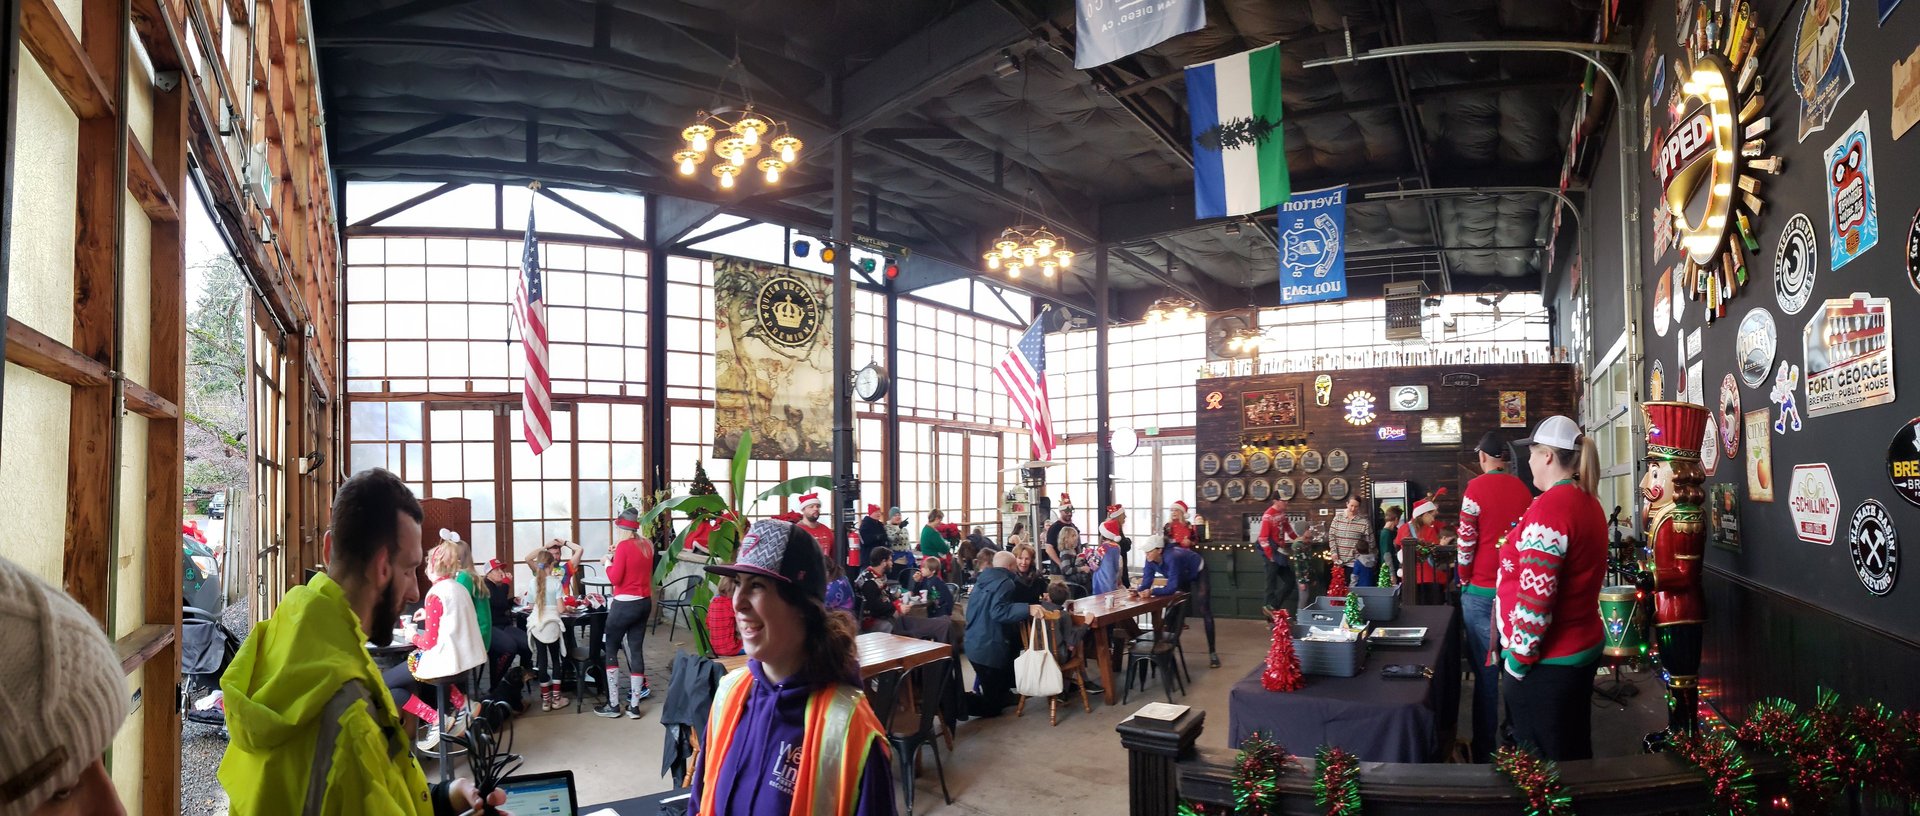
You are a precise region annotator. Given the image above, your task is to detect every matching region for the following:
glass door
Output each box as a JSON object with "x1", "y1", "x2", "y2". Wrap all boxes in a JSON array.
[{"x1": 426, "y1": 404, "x2": 504, "y2": 566}]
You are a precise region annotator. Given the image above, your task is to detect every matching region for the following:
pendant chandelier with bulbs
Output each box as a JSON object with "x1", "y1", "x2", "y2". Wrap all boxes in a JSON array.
[
  {"x1": 982, "y1": 224, "x2": 1074, "y2": 278},
  {"x1": 1143, "y1": 296, "x2": 1205, "y2": 323},
  {"x1": 673, "y1": 105, "x2": 803, "y2": 190}
]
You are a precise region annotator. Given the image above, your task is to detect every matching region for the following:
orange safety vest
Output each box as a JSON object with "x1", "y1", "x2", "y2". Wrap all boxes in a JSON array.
[{"x1": 697, "y1": 668, "x2": 889, "y2": 816}]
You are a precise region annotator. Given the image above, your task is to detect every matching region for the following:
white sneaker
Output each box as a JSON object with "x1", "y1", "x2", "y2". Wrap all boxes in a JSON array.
[
  {"x1": 416, "y1": 721, "x2": 442, "y2": 752},
  {"x1": 444, "y1": 708, "x2": 470, "y2": 740}
]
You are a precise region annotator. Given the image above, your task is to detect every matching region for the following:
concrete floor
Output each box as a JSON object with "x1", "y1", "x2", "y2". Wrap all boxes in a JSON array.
[{"x1": 452, "y1": 611, "x2": 1665, "y2": 814}]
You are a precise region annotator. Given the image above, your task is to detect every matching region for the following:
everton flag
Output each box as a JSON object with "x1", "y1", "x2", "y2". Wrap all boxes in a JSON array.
[{"x1": 1276, "y1": 185, "x2": 1348, "y2": 306}]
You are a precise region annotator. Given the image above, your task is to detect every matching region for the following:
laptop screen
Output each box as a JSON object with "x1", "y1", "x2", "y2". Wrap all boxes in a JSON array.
[{"x1": 497, "y1": 773, "x2": 577, "y2": 816}]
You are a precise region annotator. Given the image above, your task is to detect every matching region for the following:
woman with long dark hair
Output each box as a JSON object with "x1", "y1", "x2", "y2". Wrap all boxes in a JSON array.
[
  {"x1": 1497, "y1": 415, "x2": 1607, "y2": 761},
  {"x1": 690, "y1": 519, "x2": 896, "y2": 816}
]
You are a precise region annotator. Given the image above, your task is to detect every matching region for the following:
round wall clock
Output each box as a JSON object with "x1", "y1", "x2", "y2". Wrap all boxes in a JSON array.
[
  {"x1": 1224, "y1": 479, "x2": 1247, "y2": 502},
  {"x1": 1200, "y1": 453, "x2": 1221, "y2": 476},
  {"x1": 1327, "y1": 477, "x2": 1349, "y2": 501},
  {"x1": 1249, "y1": 478, "x2": 1271, "y2": 501},
  {"x1": 1248, "y1": 451, "x2": 1272, "y2": 474},
  {"x1": 1275, "y1": 478, "x2": 1296, "y2": 501},
  {"x1": 1274, "y1": 450, "x2": 1296, "y2": 472},
  {"x1": 1300, "y1": 477, "x2": 1324, "y2": 501},
  {"x1": 1200, "y1": 479, "x2": 1223, "y2": 502},
  {"x1": 1327, "y1": 449, "x2": 1349, "y2": 472},
  {"x1": 1224, "y1": 452, "x2": 1246, "y2": 475},
  {"x1": 854, "y1": 362, "x2": 891, "y2": 402},
  {"x1": 1112, "y1": 426, "x2": 1140, "y2": 457},
  {"x1": 1301, "y1": 450, "x2": 1324, "y2": 473}
]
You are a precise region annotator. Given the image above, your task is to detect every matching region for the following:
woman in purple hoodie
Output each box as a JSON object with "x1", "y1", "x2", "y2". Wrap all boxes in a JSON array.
[{"x1": 691, "y1": 519, "x2": 897, "y2": 816}]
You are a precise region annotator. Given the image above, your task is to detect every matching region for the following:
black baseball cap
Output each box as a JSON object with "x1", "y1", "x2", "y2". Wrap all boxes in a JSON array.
[
  {"x1": 1472, "y1": 431, "x2": 1511, "y2": 460},
  {"x1": 705, "y1": 519, "x2": 826, "y2": 602}
]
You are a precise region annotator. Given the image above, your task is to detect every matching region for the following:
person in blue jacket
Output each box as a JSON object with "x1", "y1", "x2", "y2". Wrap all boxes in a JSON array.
[
  {"x1": 1131, "y1": 542, "x2": 1219, "y2": 668},
  {"x1": 963, "y1": 551, "x2": 1044, "y2": 717}
]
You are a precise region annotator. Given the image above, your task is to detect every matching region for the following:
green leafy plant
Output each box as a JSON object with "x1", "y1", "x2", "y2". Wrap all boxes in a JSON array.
[{"x1": 637, "y1": 428, "x2": 832, "y2": 654}]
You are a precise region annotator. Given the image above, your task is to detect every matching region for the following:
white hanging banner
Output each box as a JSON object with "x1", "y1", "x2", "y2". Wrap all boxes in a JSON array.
[{"x1": 1074, "y1": 0, "x2": 1206, "y2": 69}]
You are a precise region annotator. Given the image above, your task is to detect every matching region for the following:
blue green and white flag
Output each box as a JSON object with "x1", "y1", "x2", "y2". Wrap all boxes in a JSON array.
[{"x1": 1185, "y1": 42, "x2": 1288, "y2": 219}]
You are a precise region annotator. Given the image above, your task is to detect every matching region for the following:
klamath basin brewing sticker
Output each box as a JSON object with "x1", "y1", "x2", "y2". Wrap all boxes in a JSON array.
[{"x1": 1849, "y1": 499, "x2": 1899, "y2": 596}]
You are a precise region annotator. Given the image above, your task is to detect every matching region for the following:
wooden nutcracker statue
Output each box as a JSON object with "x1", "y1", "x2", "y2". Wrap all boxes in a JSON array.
[{"x1": 1640, "y1": 401, "x2": 1708, "y2": 750}]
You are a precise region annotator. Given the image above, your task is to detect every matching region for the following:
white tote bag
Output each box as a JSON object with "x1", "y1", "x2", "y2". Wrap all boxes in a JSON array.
[{"x1": 1013, "y1": 617, "x2": 1065, "y2": 698}]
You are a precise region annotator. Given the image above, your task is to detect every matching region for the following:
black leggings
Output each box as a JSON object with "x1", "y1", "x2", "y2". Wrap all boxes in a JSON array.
[
  {"x1": 1191, "y1": 569, "x2": 1217, "y2": 653},
  {"x1": 531, "y1": 637, "x2": 564, "y2": 685},
  {"x1": 603, "y1": 598, "x2": 652, "y2": 675},
  {"x1": 1502, "y1": 659, "x2": 1596, "y2": 761},
  {"x1": 381, "y1": 660, "x2": 462, "y2": 710}
]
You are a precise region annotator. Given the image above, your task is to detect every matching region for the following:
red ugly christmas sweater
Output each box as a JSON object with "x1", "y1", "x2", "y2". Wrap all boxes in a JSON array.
[
  {"x1": 1495, "y1": 481, "x2": 1606, "y2": 678},
  {"x1": 1457, "y1": 470, "x2": 1534, "y2": 599}
]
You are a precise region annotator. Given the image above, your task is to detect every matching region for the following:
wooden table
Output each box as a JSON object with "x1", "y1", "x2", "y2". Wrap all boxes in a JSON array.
[
  {"x1": 1068, "y1": 589, "x2": 1183, "y2": 705},
  {"x1": 711, "y1": 633, "x2": 953, "y2": 681}
]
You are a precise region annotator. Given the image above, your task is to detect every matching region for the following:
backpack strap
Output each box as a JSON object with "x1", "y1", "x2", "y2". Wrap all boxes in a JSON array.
[{"x1": 303, "y1": 679, "x2": 387, "y2": 816}]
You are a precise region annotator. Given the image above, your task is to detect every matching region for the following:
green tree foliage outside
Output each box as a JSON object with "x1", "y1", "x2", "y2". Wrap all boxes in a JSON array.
[{"x1": 185, "y1": 256, "x2": 248, "y2": 507}]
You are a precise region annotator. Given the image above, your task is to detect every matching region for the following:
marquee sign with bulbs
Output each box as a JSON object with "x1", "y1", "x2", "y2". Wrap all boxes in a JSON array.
[{"x1": 1656, "y1": 2, "x2": 1782, "y2": 324}]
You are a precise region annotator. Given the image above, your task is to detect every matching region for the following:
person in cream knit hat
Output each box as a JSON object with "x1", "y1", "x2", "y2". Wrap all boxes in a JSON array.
[{"x1": 0, "y1": 556, "x2": 129, "y2": 816}]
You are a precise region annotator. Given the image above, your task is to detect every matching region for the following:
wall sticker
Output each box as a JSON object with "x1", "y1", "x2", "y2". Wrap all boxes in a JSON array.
[
  {"x1": 1802, "y1": 293, "x2": 1894, "y2": 418},
  {"x1": 1651, "y1": 360, "x2": 1667, "y2": 401},
  {"x1": 1745, "y1": 409, "x2": 1774, "y2": 502},
  {"x1": 1499, "y1": 391, "x2": 1527, "y2": 428},
  {"x1": 1825, "y1": 111, "x2": 1881, "y2": 268},
  {"x1": 1849, "y1": 499, "x2": 1899, "y2": 596},
  {"x1": 1774, "y1": 213, "x2": 1819, "y2": 314},
  {"x1": 1793, "y1": 0, "x2": 1854, "y2": 142},
  {"x1": 1788, "y1": 463, "x2": 1841, "y2": 545},
  {"x1": 1888, "y1": 417, "x2": 1920, "y2": 508},
  {"x1": 1895, "y1": 43, "x2": 1920, "y2": 139},
  {"x1": 1687, "y1": 361, "x2": 1706, "y2": 405},
  {"x1": 1720, "y1": 374, "x2": 1742, "y2": 459},
  {"x1": 1703, "y1": 419, "x2": 1721, "y2": 476},
  {"x1": 1709, "y1": 483, "x2": 1742, "y2": 552},
  {"x1": 1905, "y1": 210, "x2": 1920, "y2": 295},
  {"x1": 1772, "y1": 362, "x2": 1805, "y2": 434},
  {"x1": 1314, "y1": 374, "x2": 1332, "y2": 407},
  {"x1": 1654, "y1": 266, "x2": 1673, "y2": 337}
]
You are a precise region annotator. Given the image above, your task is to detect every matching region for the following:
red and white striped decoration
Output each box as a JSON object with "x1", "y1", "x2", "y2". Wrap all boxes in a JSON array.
[
  {"x1": 994, "y1": 314, "x2": 1055, "y2": 461},
  {"x1": 517, "y1": 204, "x2": 552, "y2": 454}
]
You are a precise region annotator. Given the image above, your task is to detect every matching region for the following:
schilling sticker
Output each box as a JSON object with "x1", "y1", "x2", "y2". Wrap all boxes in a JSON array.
[{"x1": 1849, "y1": 499, "x2": 1900, "y2": 597}]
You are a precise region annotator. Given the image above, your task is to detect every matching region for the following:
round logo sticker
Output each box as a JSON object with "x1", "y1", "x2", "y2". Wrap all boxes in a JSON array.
[
  {"x1": 754, "y1": 275, "x2": 823, "y2": 348},
  {"x1": 1775, "y1": 213, "x2": 1818, "y2": 315},
  {"x1": 1719, "y1": 374, "x2": 1741, "y2": 459},
  {"x1": 1736, "y1": 308, "x2": 1777, "y2": 388},
  {"x1": 1702, "y1": 420, "x2": 1720, "y2": 476},
  {"x1": 1654, "y1": 267, "x2": 1673, "y2": 337},
  {"x1": 1887, "y1": 417, "x2": 1920, "y2": 508},
  {"x1": 1905, "y1": 209, "x2": 1920, "y2": 296},
  {"x1": 1651, "y1": 360, "x2": 1667, "y2": 401},
  {"x1": 1849, "y1": 500, "x2": 1900, "y2": 597}
]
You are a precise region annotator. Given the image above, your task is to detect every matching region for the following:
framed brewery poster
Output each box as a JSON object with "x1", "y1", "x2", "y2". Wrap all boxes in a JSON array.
[
  {"x1": 1708, "y1": 483, "x2": 1742, "y2": 552},
  {"x1": 1243, "y1": 387, "x2": 1303, "y2": 430}
]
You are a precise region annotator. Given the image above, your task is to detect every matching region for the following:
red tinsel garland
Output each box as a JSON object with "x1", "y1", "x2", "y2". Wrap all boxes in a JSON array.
[
  {"x1": 1492, "y1": 746, "x2": 1573, "y2": 816},
  {"x1": 1326, "y1": 563, "x2": 1349, "y2": 597},
  {"x1": 1673, "y1": 732, "x2": 1757, "y2": 816},
  {"x1": 1262, "y1": 610, "x2": 1304, "y2": 692}
]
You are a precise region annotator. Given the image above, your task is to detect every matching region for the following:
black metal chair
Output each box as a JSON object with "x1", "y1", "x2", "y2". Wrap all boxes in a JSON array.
[
  {"x1": 886, "y1": 657, "x2": 954, "y2": 816},
  {"x1": 863, "y1": 667, "x2": 907, "y2": 738},
  {"x1": 1123, "y1": 597, "x2": 1191, "y2": 704},
  {"x1": 689, "y1": 605, "x2": 711, "y2": 657},
  {"x1": 653, "y1": 575, "x2": 701, "y2": 638}
]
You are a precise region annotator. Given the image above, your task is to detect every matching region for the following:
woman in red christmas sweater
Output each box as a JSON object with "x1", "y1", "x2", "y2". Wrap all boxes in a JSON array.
[{"x1": 1496, "y1": 415, "x2": 1607, "y2": 761}]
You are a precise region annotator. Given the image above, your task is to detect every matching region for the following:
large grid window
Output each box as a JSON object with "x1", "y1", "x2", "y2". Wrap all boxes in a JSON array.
[
  {"x1": 1224, "y1": 293, "x2": 1552, "y2": 374},
  {"x1": 345, "y1": 236, "x2": 649, "y2": 396},
  {"x1": 895, "y1": 298, "x2": 1019, "y2": 426}
]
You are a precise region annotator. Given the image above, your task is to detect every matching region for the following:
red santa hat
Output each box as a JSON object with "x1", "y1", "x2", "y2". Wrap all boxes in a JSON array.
[
  {"x1": 1106, "y1": 503, "x2": 1124, "y2": 519},
  {"x1": 1172, "y1": 500, "x2": 1189, "y2": 513},
  {"x1": 1101, "y1": 517, "x2": 1125, "y2": 542},
  {"x1": 1059, "y1": 493, "x2": 1073, "y2": 510},
  {"x1": 797, "y1": 492, "x2": 822, "y2": 509},
  {"x1": 1411, "y1": 487, "x2": 1447, "y2": 519}
]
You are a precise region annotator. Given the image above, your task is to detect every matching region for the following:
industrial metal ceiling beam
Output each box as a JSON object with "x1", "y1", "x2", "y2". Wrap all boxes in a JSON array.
[
  {"x1": 817, "y1": 0, "x2": 1030, "y2": 139},
  {"x1": 1108, "y1": 245, "x2": 1238, "y2": 311}
]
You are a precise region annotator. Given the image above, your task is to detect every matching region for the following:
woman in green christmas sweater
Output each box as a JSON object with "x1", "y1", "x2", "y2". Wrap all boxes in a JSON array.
[{"x1": 1496, "y1": 415, "x2": 1607, "y2": 762}]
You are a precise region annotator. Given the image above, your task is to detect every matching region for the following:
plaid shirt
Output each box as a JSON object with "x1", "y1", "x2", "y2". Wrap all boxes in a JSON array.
[{"x1": 1327, "y1": 513, "x2": 1373, "y2": 563}]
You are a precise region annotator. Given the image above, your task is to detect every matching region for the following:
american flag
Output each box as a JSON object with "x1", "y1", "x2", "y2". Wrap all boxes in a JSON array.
[
  {"x1": 517, "y1": 205, "x2": 552, "y2": 454},
  {"x1": 995, "y1": 314, "x2": 1055, "y2": 461}
]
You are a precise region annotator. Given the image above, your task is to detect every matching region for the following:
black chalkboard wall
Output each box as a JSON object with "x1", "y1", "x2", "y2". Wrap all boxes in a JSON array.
[{"x1": 1631, "y1": 0, "x2": 1920, "y2": 708}]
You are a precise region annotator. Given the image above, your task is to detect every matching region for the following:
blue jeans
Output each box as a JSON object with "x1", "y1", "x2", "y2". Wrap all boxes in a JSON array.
[
  {"x1": 1460, "y1": 591, "x2": 1500, "y2": 763},
  {"x1": 1348, "y1": 560, "x2": 1377, "y2": 587}
]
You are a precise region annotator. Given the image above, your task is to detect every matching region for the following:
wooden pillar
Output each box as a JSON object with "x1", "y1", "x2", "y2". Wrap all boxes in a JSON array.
[
  {"x1": 139, "y1": 70, "x2": 187, "y2": 816},
  {"x1": 1118, "y1": 707, "x2": 1205, "y2": 816},
  {"x1": 0, "y1": 0, "x2": 18, "y2": 423},
  {"x1": 63, "y1": 0, "x2": 131, "y2": 624}
]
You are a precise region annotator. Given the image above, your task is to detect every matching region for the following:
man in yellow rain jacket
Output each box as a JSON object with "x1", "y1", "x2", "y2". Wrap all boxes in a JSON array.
[{"x1": 220, "y1": 468, "x2": 504, "y2": 815}]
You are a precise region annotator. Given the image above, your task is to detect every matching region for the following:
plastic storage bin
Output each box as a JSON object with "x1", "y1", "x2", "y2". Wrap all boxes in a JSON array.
[{"x1": 1291, "y1": 623, "x2": 1369, "y2": 677}]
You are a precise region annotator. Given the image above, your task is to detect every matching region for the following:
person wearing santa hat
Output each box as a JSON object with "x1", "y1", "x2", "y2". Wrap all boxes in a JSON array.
[
  {"x1": 1395, "y1": 490, "x2": 1450, "y2": 605},
  {"x1": 794, "y1": 492, "x2": 835, "y2": 560},
  {"x1": 1098, "y1": 504, "x2": 1132, "y2": 588},
  {"x1": 1162, "y1": 500, "x2": 1196, "y2": 548},
  {"x1": 857, "y1": 504, "x2": 890, "y2": 567},
  {"x1": 1043, "y1": 493, "x2": 1078, "y2": 575},
  {"x1": 1256, "y1": 496, "x2": 1300, "y2": 614},
  {"x1": 596, "y1": 505, "x2": 656, "y2": 718}
]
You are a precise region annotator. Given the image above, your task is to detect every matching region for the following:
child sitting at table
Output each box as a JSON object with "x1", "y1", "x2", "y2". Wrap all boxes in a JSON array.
[
  {"x1": 388, "y1": 542, "x2": 488, "y2": 751},
  {"x1": 705, "y1": 575, "x2": 744, "y2": 657},
  {"x1": 914, "y1": 559, "x2": 955, "y2": 618},
  {"x1": 523, "y1": 543, "x2": 576, "y2": 711}
]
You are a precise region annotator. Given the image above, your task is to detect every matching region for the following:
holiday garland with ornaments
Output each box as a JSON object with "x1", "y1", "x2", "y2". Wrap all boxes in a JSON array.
[{"x1": 1174, "y1": 688, "x2": 1920, "y2": 815}]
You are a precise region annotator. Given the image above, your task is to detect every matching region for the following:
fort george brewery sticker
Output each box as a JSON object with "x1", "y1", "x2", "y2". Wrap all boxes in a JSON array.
[
  {"x1": 1849, "y1": 499, "x2": 1899, "y2": 596},
  {"x1": 755, "y1": 275, "x2": 823, "y2": 348},
  {"x1": 1888, "y1": 417, "x2": 1920, "y2": 507},
  {"x1": 1774, "y1": 213, "x2": 1818, "y2": 314}
]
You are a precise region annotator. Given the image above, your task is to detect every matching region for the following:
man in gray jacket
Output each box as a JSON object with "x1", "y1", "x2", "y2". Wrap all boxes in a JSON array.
[{"x1": 963, "y1": 551, "x2": 1043, "y2": 717}]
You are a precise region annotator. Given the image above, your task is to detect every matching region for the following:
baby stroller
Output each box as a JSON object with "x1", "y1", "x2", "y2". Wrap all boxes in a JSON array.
[{"x1": 183, "y1": 605, "x2": 241, "y2": 736}]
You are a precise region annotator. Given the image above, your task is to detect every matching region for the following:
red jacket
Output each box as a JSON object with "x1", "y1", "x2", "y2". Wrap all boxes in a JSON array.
[
  {"x1": 1495, "y1": 483, "x2": 1607, "y2": 676},
  {"x1": 1457, "y1": 471, "x2": 1534, "y2": 596},
  {"x1": 1256, "y1": 507, "x2": 1295, "y2": 561}
]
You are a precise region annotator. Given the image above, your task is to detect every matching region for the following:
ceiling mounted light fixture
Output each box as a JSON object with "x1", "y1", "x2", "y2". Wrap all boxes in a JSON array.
[
  {"x1": 670, "y1": 53, "x2": 803, "y2": 191},
  {"x1": 983, "y1": 225, "x2": 1074, "y2": 278},
  {"x1": 1143, "y1": 296, "x2": 1205, "y2": 324},
  {"x1": 1225, "y1": 326, "x2": 1265, "y2": 353},
  {"x1": 993, "y1": 50, "x2": 1022, "y2": 78}
]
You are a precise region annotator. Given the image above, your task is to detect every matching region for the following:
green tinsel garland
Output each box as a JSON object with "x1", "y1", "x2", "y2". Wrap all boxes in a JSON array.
[
  {"x1": 1673, "y1": 731, "x2": 1757, "y2": 816},
  {"x1": 1232, "y1": 732, "x2": 1290, "y2": 813},
  {"x1": 1377, "y1": 559, "x2": 1395, "y2": 588},
  {"x1": 1492, "y1": 746, "x2": 1574, "y2": 816},
  {"x1": 1342, "y1": 594, "x2": 1366, "y2": 630},
  {"x1": 1314, "y1": 746, "x2": 1362, "y2": 816}
]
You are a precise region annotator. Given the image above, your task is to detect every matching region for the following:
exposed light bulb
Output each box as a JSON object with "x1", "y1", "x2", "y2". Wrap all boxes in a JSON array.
[
  {"x1": 765, "y1": 165, "x2": 780, "y2": 183},
  {"x1": 692, "y1": 134, "x2": 708, "y2": 152},
  {"x1": 680, "y1": 157, "x2": 696, "y2": 175},
  {"x1": 719, "y1": 171, "x2": 734, "y2": 189},
  {"x1": 729, "y1": 150, "x2": 745, "y2": 168},
  {"x1": 986, "y1": 255, "x2": 1001, "y2": 270},
  {"x1": 744, "y1": 127, "x2": 759, "y2": 145},
  {"x1": 781, "y1": 145, "x2": 796, "y2": 162}
]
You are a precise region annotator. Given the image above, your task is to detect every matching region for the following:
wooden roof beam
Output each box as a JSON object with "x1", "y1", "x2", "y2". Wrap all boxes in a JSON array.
[{"x1": 21, "y1": 0, "x2": 114, "y2": 119}]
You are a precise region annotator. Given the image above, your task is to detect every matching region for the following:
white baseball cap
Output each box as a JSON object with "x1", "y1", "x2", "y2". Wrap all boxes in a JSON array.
[{"x1": 1519, "y1": 415, "x2": 1583, "y2": 451}]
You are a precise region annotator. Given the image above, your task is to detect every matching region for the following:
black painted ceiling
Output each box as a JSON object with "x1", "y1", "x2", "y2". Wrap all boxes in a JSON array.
[{"x1": 317, "y1": 0, "x2": 1606, "y2": 310}]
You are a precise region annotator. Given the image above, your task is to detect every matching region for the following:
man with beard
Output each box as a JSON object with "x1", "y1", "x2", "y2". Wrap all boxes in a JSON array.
[
  {"x1": 220, "y1": 468, "x2": 504, "y2": 815},
  {"x1": 795, "y1": 491, "x2": 835, "y2": 558},
  {"x1": 1043, "y1": 493, "x2": 1078, "y2": 574}
]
